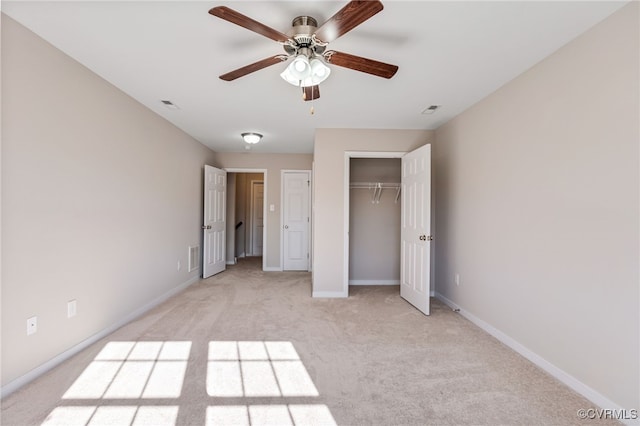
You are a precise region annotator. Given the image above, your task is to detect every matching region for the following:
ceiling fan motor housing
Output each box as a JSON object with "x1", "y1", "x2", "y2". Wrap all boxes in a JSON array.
[{"x1": 284, "y1": 16, "x2": 326, "y2": 56}]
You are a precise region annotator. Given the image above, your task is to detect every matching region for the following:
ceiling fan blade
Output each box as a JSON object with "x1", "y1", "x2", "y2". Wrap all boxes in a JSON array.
[
  {"x1": 302, "y1": 85, "x2": 320, "y2": 101},
  {"x1": 209, "y1": 6, "x2": 290, "y2": 43},
  {"x1": 324, "y1": 51, "x2": 398, "y2": 79},
  {"x1": 220, "y1": 55, "x2": 287, "y2": 81},
  {"x1": 314, "y1": 0, "x2": 384, "y2": 43}
]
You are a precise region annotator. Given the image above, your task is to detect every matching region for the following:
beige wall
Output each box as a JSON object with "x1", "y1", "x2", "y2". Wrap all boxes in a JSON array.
[
  {"x1": 1, "y1": 15, "x2": 216, "y2": 388},
  {"x1": 313, "y1": 129, "x2": 434, "y2": 296},
  {"x1": 434, "y1": 3, "x2": 638, "y2": 410},
  {"x1": 214, "y1": 152, "x2": 313, "y2": 270}
]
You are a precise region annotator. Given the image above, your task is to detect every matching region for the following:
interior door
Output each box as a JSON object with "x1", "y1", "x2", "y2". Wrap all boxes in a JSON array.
[
  {"x1": 400, "y1": 144, "x2": 431, "y2": 315},
  {"x1": 203, "y1": 165, "x2": 227, "y2": 278},
  {"x1": 250, "y1": 181, "x2": 264, "y2": 256},
  {"x1": 283, "y1": 171, "x2": 310, "y2": 271}
]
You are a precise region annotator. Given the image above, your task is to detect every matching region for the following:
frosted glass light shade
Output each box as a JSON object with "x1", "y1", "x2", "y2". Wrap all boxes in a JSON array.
[{"x1": 280, "y1": 56, "x2": 331, "y2": 88}]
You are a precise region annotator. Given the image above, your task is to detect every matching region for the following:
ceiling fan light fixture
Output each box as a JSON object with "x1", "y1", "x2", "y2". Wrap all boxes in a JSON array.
[
  {"x1": 310, "y1": 57, "x2": 331, "y2": 82},
  {"x1": 241, "y1": 132, "x2": 262, "y2": 144},
  {"x1": 281, "y1": 56, "x2": 331, "y2": 88},
  {"x1": 280, "y1": 67, "x2": 300, "y2": 86},
  {"x1": 289, "y1": 54, "x2": 311, "y2": 79}
]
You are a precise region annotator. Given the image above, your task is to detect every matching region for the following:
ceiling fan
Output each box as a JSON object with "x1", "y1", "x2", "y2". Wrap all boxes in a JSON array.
[{"x1": 209, "y1": 0, "x2": 399, "y2": 101}]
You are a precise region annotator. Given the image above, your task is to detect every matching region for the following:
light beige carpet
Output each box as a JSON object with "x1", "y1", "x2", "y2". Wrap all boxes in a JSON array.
[{"x1": 1, "y1": 257, "x2": 618, "y2": 425}]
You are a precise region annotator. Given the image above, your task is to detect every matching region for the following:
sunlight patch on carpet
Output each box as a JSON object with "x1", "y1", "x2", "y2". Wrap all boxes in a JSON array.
[
  {"x1": 205, "y1": 404, "x2": 336, "y2": 426},
  {"x1": 63, "y1": 341, "x2": 191, "y2": 400},
  {"x1": 45, "y1": 340, "x2": 333, "y2": 425},
  {"x1": 207, "y1": 341, "x2": 319, "y2": 397}
]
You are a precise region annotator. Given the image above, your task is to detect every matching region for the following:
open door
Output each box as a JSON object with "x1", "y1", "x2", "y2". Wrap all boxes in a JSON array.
[
  {"x1": 400, "y1": 144, "x2": 431, "y2": 315},
  {"x1": 203, "y1": 165, "x2": 227, "y2": 278}
]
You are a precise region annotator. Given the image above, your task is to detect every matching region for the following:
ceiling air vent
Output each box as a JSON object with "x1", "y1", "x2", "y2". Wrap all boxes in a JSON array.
[
  {"x1": 161, "y1": 100, "x2": 179, "y2": 110},
  {"x1": 422, "y1": 105, "x2": 441, "y2": 115}
]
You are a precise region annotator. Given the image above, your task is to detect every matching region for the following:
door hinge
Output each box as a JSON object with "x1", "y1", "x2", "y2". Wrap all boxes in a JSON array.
[{"x1": 307, "y1": 180, "x2": 310, "y2": 186}]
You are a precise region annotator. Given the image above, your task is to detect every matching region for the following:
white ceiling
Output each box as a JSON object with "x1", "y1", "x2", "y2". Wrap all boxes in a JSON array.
[{"x1": 2, "y1": 1, "x2": 628, "y2": 154}]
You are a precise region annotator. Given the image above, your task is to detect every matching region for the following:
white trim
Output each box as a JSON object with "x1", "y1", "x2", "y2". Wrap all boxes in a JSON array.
[
  {"x1": 312, "y1": 291, "x2": 348, "y2": 298},
  {"x1": 224, "y1": 168, "x2": 269, "y2": 173},
  {"x1": 434, "y1": 292, "x2": 630, "y2": 421},
  {"x1": 224, "y1": 168, "x2": 268, "y2": 272},
  {"x1": 248, "y1": 179, "x2": 264, "y2": 257},
  {"x1": 263, "y1": 266, "x2": 282, "y2": 272},
  {"x1": 349, "y1": 280, "x2": 400, "y2": 285},
  {"x1": 0, "y1": 275, "x2": 201, "y2": 399}
]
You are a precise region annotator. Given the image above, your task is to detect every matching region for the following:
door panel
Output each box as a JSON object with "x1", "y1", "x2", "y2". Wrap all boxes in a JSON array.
[
  {"x1": 203, "y1": 165, "x2": 227, "y2": 278},
  {"x1": 283, "y1": 172, "x2": 310, "y2": 271},
  {"x1": 400, "y1": 145, "x2": 431, "y2": 315}
]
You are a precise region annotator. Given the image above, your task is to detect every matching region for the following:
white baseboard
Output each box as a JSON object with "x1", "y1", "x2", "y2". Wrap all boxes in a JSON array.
[
  {"x1": 349, "y1": 279, "x2": 400, "y2": 285},
  {"x1": 434, "y1": 292, "x2": 633, "y2": 424},
  {"x1": 0, "y1": 275, "x2": 201, "y2": 399},
  {"x1": 312, "y1": 291, "x2": 348, "y2": 298},
  {"x1": 263, "y1": 266, "x2": 282, "y2": 272}
]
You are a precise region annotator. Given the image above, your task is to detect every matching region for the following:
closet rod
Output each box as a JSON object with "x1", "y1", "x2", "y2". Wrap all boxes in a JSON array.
[
  {"x1": 349, "y1": 182, "x2": 400, "y2": 189},
  {"x1": 349, "y1": 182, "x2": 401, "y2": 204}
]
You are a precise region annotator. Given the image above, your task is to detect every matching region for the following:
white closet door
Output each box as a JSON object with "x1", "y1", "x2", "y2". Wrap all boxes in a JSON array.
[{"x1": 400, "y1": 145, "x2": 431, "y2": 315}]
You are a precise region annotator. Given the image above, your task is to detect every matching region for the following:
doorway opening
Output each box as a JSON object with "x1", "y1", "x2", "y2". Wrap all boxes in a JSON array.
[
  {"x1": 343, "y1": 148, "x2": 432, "y2": 315},
  {"x1": 226, "y1": 170, "x2": 267, "y2": 271},
  {"x1": 349, "y1": 158, "x2": 402, "y2": 286},
  {"x1": 344, "y1": 152, "x2": 405, "y2": 296}
]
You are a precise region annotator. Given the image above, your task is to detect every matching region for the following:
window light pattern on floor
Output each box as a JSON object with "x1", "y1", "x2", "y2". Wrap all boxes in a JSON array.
[
  {"x1": 42, "y1": 340, "x2": 336, "y2": 426},
  {"x1": 207, "y1": 341, "x2": 319, "y2": 397},
  {"x1": 42, "y1": 406, "x2": 179, "y2": 426},
  {"x1": 63, "y1": 341, "x2": 191, "y2": 400},
  {"x1": 206, "y1": 404, "x2": 336, "y2": 426}
]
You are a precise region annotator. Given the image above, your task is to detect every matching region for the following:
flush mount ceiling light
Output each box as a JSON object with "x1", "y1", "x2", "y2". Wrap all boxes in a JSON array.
[{"x1": 241, "y1": 132, "x2": 262, "y2": 144}]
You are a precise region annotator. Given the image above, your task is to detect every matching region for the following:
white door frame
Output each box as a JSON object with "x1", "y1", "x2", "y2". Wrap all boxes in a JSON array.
[
  {"x1": 249, "y1": 180, "x2": 264, "y2": 256},
  {"x1": 281, "y1": 170, "x2": 312, "y2": 271},
  {"x1": 343, "y1": 152, "x2": 407, "y2": 296},
  {"x1": 225, "y1": 168, "x2": 268, "y2": 271}
]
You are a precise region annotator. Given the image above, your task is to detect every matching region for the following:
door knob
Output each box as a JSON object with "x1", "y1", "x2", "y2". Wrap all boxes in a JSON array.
[{"x1": 284, "y1": 225, "x2": 289, "y2": 229}]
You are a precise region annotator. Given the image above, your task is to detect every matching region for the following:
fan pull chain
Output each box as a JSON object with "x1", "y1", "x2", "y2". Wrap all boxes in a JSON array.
[{"x1": 310, "y1": 85, "x2": 315, "y2": 115}]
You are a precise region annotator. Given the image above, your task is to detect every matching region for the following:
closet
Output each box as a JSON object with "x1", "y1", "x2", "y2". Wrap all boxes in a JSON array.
[{"x1": 348, "y1": 158, "x2": 402, "y2": 285}]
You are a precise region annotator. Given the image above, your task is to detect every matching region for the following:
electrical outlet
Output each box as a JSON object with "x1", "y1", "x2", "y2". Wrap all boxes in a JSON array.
[
  {"x1": 27, "y1": 316, "x2": 37, "y2": 335},
  {"x1": 177, "y1": 260, "x2": 182, "y2": 271},
  {"x1": 455, "y1": 273, "x2": 460, "y2": 286},
  {"x1": 67, "y1": 300, "x2": 77, "y2": 318}
]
